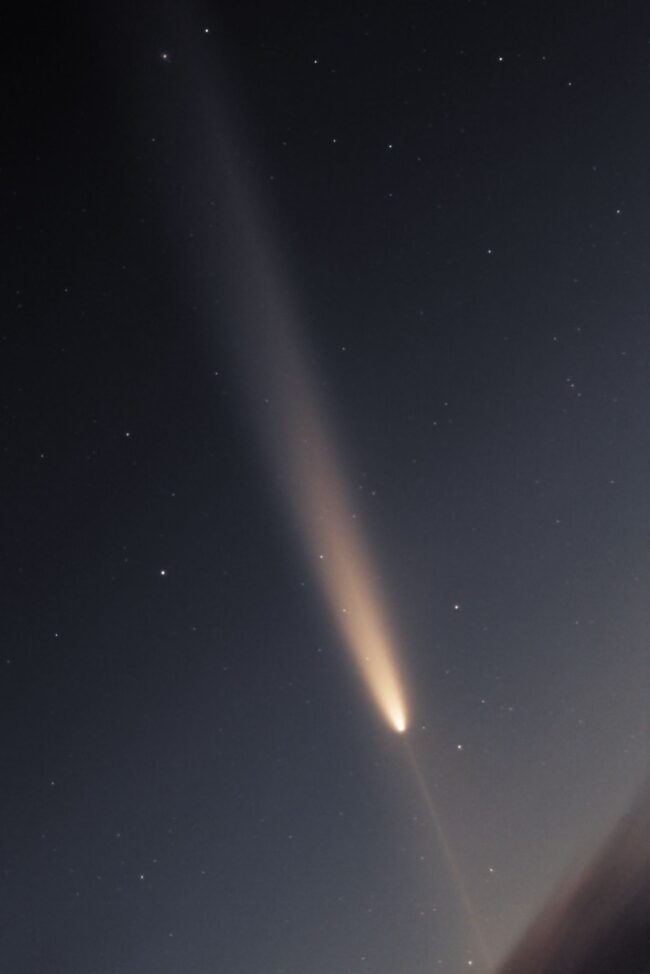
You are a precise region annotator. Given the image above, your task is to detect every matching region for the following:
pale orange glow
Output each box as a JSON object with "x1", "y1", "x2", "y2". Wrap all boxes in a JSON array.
[
  {"x1": 270, "y1": 335, "x2": 409, "y2": 735},
  {"x1": 219, "y1": 169, "x2": 408, "y2": 734}
]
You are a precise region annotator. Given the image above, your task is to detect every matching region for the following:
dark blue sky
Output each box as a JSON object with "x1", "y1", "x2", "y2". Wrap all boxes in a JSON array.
[{"x1": 3, "y1": 2, "x2": 648, "y2": 971}]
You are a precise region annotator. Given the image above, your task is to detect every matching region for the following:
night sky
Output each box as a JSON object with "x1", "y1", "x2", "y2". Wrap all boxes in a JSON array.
[{"x1": 3, "y1": 2, "x2": 648, "y2": 972}]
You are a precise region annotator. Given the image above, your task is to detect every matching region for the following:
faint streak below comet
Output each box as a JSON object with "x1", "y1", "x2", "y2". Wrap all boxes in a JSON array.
[{"x1": 404, "y1": 736, "x2": 493, "y2": 970}]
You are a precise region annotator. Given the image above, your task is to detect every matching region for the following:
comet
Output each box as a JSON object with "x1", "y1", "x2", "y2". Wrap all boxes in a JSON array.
[
  {"x1": 219, "y1": 175, "x2": 490, "y2": 967},
  {"x1": 211, "y1": 108, "x2": 488, "y2": 969},
  {"x1": 269, "y1": 363, "x2": 409, "y2": 737},
  {"x1": 217, "y1": 163, "x2": 408, "y2": 737},
  {"x1": 263, "y1": 330, "x2": 409, "y2": 737}
]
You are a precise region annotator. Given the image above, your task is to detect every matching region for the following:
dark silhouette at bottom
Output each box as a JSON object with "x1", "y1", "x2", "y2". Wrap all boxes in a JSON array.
[{"x1": 497, "y1": 785, "x2": 650, "y2": 974}]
